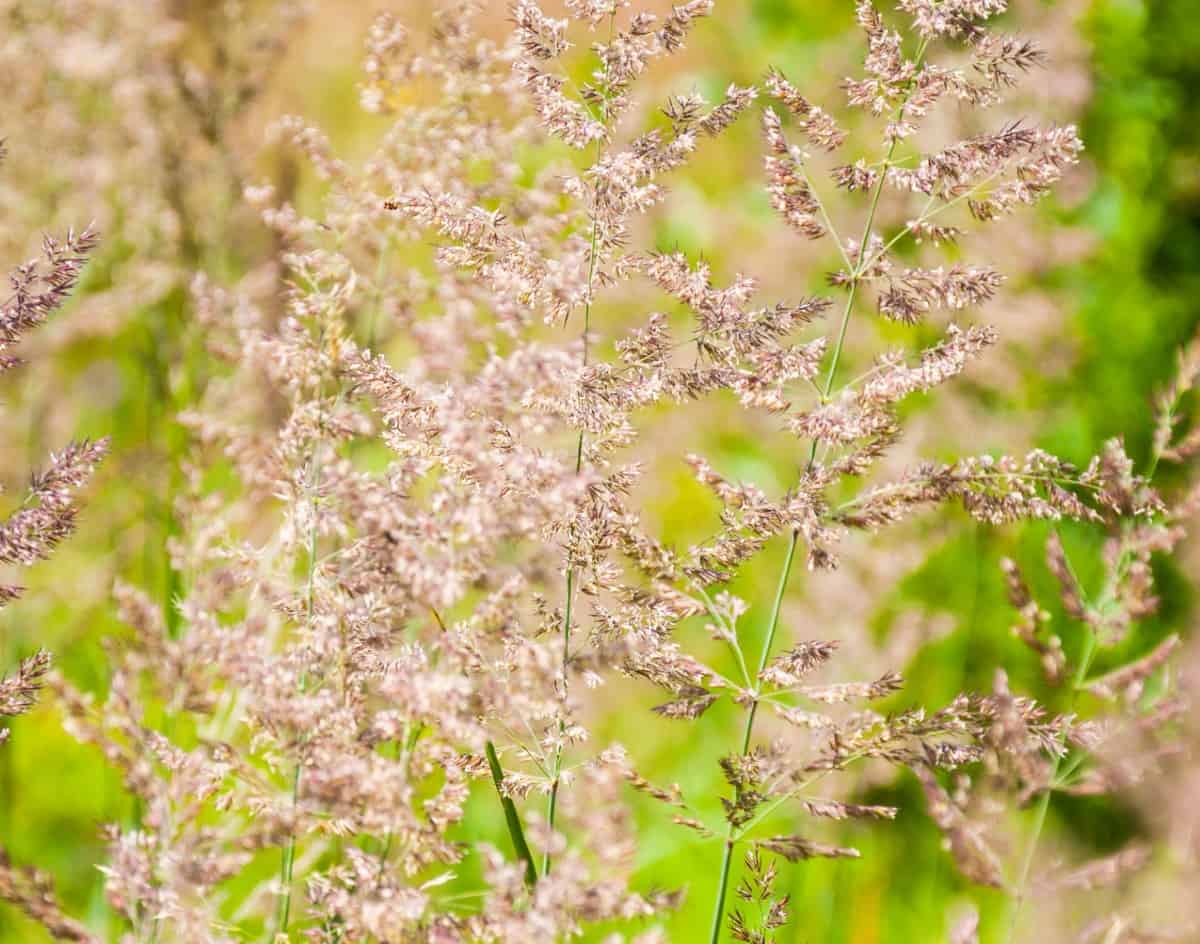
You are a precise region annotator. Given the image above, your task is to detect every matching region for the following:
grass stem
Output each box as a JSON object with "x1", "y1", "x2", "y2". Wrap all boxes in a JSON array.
[
  {"x1": 707, "y1": 529, "x2": 799, "y2": 944},
  {"x1": 544, "y1": 19, "x2": 613, "y2": 869},
  {"x1": 707, "y1": 42, "x2": 929, "y2": 941}
]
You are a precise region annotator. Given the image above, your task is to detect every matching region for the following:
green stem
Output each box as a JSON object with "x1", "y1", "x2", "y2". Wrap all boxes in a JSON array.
[
  {"x1": 708, "y1": 530, "x2": 799, "y2": 944},
  {"x1": 276, "y1": 368, "x2": 328, "y2": 939},
  {"x1": 855, "y1": 166, "x2": 1005, "y2": 278},
  {"x1": 805, "y1": 51, "x2": 918, "y2": 471},
  {"x1": 1006, "y1": 625, "x2": 1097, "y2": 941},
  {"x1": 1006, "y1": 527, "x2": 1142, "y2": 940},
  {"x1": 709, "y1": 42, "x2": 932, "y2": 942},
  {"x1": 277, "y1": 761, "x2": 302, "y2": 934},
  {"x1": 544, "y1": 555, "x2": 579, "y2": 875},
  {"x1": 364, "y1": 234, "x2": 392, "y2": 351},
  {"x1": 747, "y1": 532, "x2": 801, "y2": 749},
  {"x1": 834, "y1": 470, "x2": 1103, "y2": 515},
  {"x1": 814, "y1": 69, "x2": 917, "y2": 412},
  {"x1": 696, "y1": 584, "x2": 753, "y2": 687},
  {"x1": 545, "y1": 20, "x2": 613, "y2": 868},
  {"x1": 709, "y1": 838, "x2": 737, "y2": 944}
]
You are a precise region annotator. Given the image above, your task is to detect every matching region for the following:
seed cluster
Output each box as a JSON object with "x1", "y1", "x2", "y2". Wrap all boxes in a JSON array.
[{"x1": 0, "y1": 2, "x2": 1196, "y2": 943}]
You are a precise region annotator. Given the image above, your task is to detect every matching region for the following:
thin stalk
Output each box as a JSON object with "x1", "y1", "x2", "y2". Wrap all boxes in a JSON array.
[
  {"x1": 800, "y1": 163, "x2": 853, "y2": 273},
  {"x1": 276, "y1": 761, "x2": 303, "y2": 933},
  {"x1": 1006, "y1": 542, "x2": 1133, "y2": 940},
  {"x1": 1006, "y1": 624, "x2": 1097, "y2": 940},
  {"x1": 709, "y1": 42, "x2": 931, "y2": 942},
  {"x1": 695, "y1": 583, "x2": 753, "y2": 688},
  {"x1": 364, "y1": 234, "x2": 392, "y2": 351},
  {"x1": 708, "y1": 531, "x2": 799, "y2": 944},
  {"x1": 544, "y1": 553, "x2": 578, "y2": 875},
  {"x1": 814, "y1": 73, "x2": 916, "y2": 414},
  {"x1": 834, "y1": 470, "x2": 1103, "y2": 515},
  {"x1": 376, "y1": 719, "x2": 426, "y2": 878},
  {"x1": 276, "y1": 365, "x2": 328, "y2": 939},
  {"x1": 732, "y1": 755, "x2": 864, "y2": 841},
  {"x1": 803, "y1": 54, "x2": 919, "y2": 469},
  {"x1": 745, "y1": 532, "x2": 801, "y2": 753},
  {"x1": 545, "y1": 342, "x2": 595, "y2": 841},
  {"x1": 708, "y1": 840, "x2": 737, "y2": 944},
  {"x1": 376, "y1": 733, "x2": 403, "y2": 877},
  {"x1": 275, "y1": 558, "x2": 317, "y2": 932},
  {"x1": 543, "y1": 583, "x2": 570, "y2": 870},
  {"x1": 275, "y1": 557, "x2": 316, "y2": 933},
  {"x1": 853, "y1": 165, "x2": 1005, "y2": 278},
  {"x1": 545, "y1": 16, "x2": 614, "y2": 872}
]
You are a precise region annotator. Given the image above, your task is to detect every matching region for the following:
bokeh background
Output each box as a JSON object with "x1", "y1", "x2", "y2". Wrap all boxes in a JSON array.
[{"x1": 1, "y1": 0, "x2": 1198, "y2": 940}]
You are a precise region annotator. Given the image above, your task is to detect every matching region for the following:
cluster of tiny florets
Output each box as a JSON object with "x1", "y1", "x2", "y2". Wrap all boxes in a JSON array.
[
  {"x1": 0, "y1": 143, "x2": 107, "y2": 931},
  {"x1": 1, "y1": 2, "x2": 1194, "y2": 943}
]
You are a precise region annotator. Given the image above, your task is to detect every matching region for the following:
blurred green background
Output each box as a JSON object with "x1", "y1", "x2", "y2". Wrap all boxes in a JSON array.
[{"x1": 1, "y1": 0, "x2": 1198, "y2": 941}]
